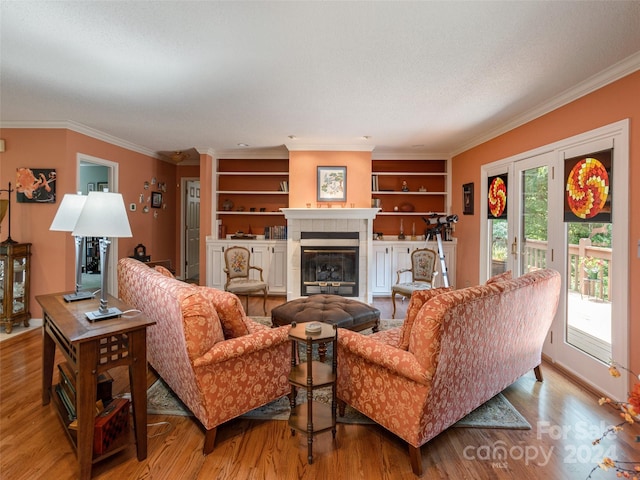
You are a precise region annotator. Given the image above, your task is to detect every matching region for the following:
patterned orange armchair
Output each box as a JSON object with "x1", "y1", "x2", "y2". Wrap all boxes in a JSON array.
[{"x1": 118, "y1": 258, "x2": 291, "y2": 454}]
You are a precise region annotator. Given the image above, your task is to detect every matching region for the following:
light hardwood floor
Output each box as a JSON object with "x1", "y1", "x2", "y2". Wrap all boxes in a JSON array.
[{"x1": 1, "y1": 296, "x2": 638, "y2": 479}]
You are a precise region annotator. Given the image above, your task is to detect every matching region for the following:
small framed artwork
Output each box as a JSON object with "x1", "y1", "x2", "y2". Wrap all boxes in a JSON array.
[
  {"x1": 151, "y1": 191, "x2": 163, "y2": 208},
  {"x1": 463, "y1": 182, "x2": 474, "y2": 215},
  {"x1": 87, "y1": 183, "x2": 95, "y2": 193},
  {"x1": 317, "y1": 166, "x2": 346, "y2": 202},
  {"x1": 16, "y1": 167, "x2": 57, "y2": 203},
  {"x1": 97, "y1": 182, "x2": 108, "y2": 192}
]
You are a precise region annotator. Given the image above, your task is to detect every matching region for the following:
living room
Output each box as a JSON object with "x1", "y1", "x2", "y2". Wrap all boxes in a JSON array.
[{"x1": 1, "y1": 2, "x2": 639, "y2": 479}]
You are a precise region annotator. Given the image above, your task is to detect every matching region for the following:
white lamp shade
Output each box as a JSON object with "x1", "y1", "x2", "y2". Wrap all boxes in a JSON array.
[
  {"x1": 72, "y1": 191, "x2": 132, "y2": 238},
  {"x1": 49, "y1": 193, "x2": 87, "y2": 232}
]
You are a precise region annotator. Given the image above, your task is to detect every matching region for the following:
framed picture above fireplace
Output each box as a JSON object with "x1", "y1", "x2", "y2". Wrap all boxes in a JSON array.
[{"x1": 317, "y1": 166, "x2": 346, "y2": 202}]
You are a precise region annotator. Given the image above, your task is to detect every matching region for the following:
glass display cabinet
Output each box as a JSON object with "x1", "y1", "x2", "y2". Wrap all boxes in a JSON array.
[{"x1": 0, "y1": 243, "x2": 31, "y2": 333}]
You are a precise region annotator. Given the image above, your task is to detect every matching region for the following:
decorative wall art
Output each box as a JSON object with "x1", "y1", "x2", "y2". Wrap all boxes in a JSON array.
[
  {"x1": 317, "y1": 166, "x2": 346, "y2": 202},
  {"x1": 564, "y1": 149, "x2": 612, "y2": 223},
  {"x1": 487, "y1": 174, "x2": 508, "y2": 219},
  {"x1": 16, "y1": 167, "x2": 56, "y2": 203},
  {"x1": 151, "y1": 191, "x2": 163, "y2": 209},
  {"x1": 87, "y1": 183, "x2": 96, "y2": 192},
  {"x1": 462, "y1": 183, "x2": 474, "y2": 215}
]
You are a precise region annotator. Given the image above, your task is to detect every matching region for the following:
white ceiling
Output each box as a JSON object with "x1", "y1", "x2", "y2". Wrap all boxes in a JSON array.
[{"x1": 1, "y1": 1, "x2": 640, "y2": 159}]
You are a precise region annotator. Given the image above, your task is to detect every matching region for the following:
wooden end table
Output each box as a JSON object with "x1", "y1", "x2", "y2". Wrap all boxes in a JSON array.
[
  {"x1": 287, "y1": 322, "x2": 337, "y2": 464},
  {"x1": 38, "y1": 293, "x2": 155, "y2": 480}
]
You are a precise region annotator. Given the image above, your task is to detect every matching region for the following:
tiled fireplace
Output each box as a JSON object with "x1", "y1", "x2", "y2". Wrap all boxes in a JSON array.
[{"x1": 281, "y1": 208, "x2": 379, "y2": 303}]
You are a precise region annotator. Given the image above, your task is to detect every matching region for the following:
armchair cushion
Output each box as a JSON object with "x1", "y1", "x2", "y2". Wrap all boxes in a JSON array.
[
  {"x1": 155, "y1": 264, "x2": 175, "y2": 278},
  {"x1": 398, "y1": 287, "x2": 451, "y2": 350},
  {"x1": 198, "y1": 287, "x2": 250, "y2": 338},
  {"x1": 181, "y1": 291, "x2": 225, "y2": 360}
]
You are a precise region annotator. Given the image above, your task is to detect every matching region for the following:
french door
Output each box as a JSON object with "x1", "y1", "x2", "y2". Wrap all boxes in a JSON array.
[{"x1": 481, "y1": 120, "x2": 629, "y2": 401}]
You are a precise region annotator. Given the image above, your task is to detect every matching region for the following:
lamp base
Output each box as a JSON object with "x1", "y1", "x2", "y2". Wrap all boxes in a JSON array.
[
  {"x1": 85, "y1": 307, "x2": 123, "y2": 322},
  {"x1": 63, "y1": 291, "x2": 95, "y2": 302}
]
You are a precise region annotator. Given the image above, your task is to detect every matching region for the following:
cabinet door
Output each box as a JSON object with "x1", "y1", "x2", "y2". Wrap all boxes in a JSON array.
[
  {"x1": 392, "y1": 244, "x2": 414, "y2": 285},
  {"x1": 267, "y1": 243, "x2": 287, "y2": 294},
  {"x1": 371, "y1": 244, "x2": 392, "y2": 295},
  {"x1": 206, "y1": 242, "x2": 226, "y2": 290},
  {"x1": 425, "y1": 241, "x2": 456, "y2": 288}
]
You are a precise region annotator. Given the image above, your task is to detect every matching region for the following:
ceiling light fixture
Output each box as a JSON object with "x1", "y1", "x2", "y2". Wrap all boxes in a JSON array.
[
  {"x1": 237, "y1": 143, "x2": 249, "y2": 147},
  {"x1": 288, "y1": 135, "x2": 296, "y2": 140},
  {"x1": 362, "y1": 136, "x2": 371, "y2": 140}
]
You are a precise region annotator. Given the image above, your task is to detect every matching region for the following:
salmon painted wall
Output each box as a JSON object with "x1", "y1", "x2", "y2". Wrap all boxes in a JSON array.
[
  {"x1": 0, "y1": 128, "x2": 178, "y2": 317},
  {"x1": 289, "y1": 151, "x2": 372, "y2": 208},
  {"x1": 451, "y1": 70, "x2": 640, "y2": 374}
]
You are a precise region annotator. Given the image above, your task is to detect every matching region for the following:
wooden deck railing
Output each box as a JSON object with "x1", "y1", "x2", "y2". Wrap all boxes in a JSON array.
[{"x1": 523, "y1": 239, "x2": 611, "y2": 301}]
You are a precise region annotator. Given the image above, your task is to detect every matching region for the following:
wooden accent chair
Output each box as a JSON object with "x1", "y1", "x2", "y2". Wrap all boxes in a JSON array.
[
  {"x1": 223, "y1": 245, "x2": 268, "y2": 315},
  {"x1": 391, "y1": 248, "x2": 437, "y2": 318}
]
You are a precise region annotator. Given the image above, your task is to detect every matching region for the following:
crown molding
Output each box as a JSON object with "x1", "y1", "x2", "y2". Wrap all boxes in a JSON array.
[
  {"x1": 451, "y1": 51, "x2": 640, "y2": 157},
  {"x1": 0, "y1": 120, "x2": 159, "y2": 158},
  {"x1": 371, "y1": 152, "x2": 449, "y2": 161},
  {"x1": 285, "y1": 144, "x2": 375, "y2": 152}
]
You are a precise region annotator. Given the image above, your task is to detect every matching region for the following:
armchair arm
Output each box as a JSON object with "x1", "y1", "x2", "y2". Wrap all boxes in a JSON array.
[
  {"x1": 396, "y1": 268, "x2": 412, "y2": 284},
  {"x1": 338, "y1": 329, "x2": 429, "y2": 385},
  {"x1": 192, "y1": 326, "x2": 290, "y2": 367},
  {"x1": 249, "y1": 265, "x2": 264, "y2": 282}
]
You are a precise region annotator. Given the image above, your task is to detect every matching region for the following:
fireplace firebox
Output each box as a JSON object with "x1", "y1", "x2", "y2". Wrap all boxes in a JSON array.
[{"x1": 300, "y1": 246, "x2": 359, "y2": 297}]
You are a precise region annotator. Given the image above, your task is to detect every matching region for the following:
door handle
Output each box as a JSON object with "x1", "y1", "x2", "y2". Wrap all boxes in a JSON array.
[{"x1": 511, "y1": 237, "x2": 518, "y2": 257}]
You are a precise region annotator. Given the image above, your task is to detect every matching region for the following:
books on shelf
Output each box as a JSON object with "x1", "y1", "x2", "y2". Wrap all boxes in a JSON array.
[
  {"x1": 371, "y1": 175, "x2": 378, "y2": 192},
  {"x1": 279, "y1": 180, "x2": 288, "y2": 192},
  {"x1": 264, "y1": 226, "x2": 287, "y2": 240}
]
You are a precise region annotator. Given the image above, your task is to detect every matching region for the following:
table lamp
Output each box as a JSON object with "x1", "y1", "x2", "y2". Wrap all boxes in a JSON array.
[
  {"x1": 72, "y1": 191, "x2": 132, "y2": 321},
  {"x1": 49, "y1": 192, "x2": 95, "y2": 302}
]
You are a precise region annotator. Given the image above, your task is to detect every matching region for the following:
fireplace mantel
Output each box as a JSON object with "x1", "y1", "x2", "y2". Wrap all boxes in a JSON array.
[
  {"x1": 283, "y1": 208, "x2": 379, "y2": 302},
  {"x1": 281, "y1": 208, "x2": 380, "y2": 221}
]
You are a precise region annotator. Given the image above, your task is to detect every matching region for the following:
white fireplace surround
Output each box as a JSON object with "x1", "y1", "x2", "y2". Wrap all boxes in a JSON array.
[{"x1": 281, "y1": 208, "x2": 379, "y2": 303}]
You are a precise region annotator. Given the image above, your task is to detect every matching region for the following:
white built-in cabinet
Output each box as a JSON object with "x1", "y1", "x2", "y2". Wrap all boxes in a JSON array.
[
  {"x1": 206, "y1": 239, "x2": 287, "y2": 295},
  {"x1": 371, "y1": 239, "x2": 457, "y2": 296}
]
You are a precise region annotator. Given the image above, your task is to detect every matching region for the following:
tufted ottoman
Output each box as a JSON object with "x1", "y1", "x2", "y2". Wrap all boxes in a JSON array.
[{"x1": 271, "y1": 295, "x2": 380, "y2": 361}]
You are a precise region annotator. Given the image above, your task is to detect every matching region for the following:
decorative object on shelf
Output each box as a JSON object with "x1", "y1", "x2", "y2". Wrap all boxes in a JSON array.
[
  {"x1": 151, "y1": 191, "x2": 162, "y2": 209},
  {"x1": 97, "y1": 182, "x2": 108, "y2": 192},
  {"x1": 16, "y1": 167, "x2": 56, "y2": 203},
  {"x1": 133, "y1": 244, "x2": 150, "y2": 262},
  {"x1": 87, "y1": 183, "x2": 95, "y2": 192},
  {"x1": 0, "y1": 182, "x2": 16, "y2": 244},
  {"x1": 398, "y1": 219, "x2": 405, "y2": 240},
  {"x1": 463, "y1": 182, "x2": 474, "y2": 215},
  {"x1": 49, "y1": 192, "x2": 94, "y2": 302},
  {"x1": 411, "y1": 222, "x2": 417, "y2": 241},
  {"x1": 402, "y1": 181, "x2": 409, "y2": 192},
  {"x1": 222, "y1": 199, "x2": 234, "y2": 211},
  {"x1": 317, "y1": 166, "x2": 346, "y2": 202},
  {"x1": 399, "y1": 202, "x2": 415, "y2": 212},
  {"x1": 72, "y1": 191, "x2": 133, "y2": 321},
  {"x1": 418, "y1": 186, "x2": 427, "y2": 192}
]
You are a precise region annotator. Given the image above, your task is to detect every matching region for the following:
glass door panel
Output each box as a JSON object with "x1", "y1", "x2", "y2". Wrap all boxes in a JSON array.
[
  {"x1": 566, "y1": 223, "x2": 612, "y2": 362},
  {"x1": 519, "y1": 166, "x2": 548, "y2": 274}
]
